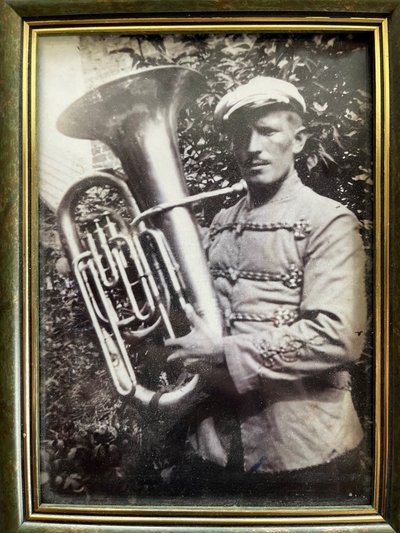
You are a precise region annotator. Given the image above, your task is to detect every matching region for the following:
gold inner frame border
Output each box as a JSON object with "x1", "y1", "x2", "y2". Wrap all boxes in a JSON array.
[{"x1": 21, "y1": 16, "x2": 390, "y2": 525}]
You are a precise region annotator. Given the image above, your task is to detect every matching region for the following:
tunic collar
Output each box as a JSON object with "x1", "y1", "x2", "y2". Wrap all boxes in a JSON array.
[{"x1": 244, "y1": 169, "x2": 303, "y2": 210}]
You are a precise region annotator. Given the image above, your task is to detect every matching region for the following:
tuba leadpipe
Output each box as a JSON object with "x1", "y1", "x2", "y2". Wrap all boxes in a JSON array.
[{"x1": 56, "y1": 66, "x2": 246, "y2": 407}]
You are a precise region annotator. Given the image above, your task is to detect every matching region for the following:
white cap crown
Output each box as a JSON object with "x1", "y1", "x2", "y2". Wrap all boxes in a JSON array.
[{"x1": 215, "y1": 77, "x2": 306, "y2": 125}]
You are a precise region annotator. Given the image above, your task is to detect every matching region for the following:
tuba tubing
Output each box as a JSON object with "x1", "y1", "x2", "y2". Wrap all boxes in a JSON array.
[{"x1": 56, "y1": 66, "x2": 245, "y2": 407}]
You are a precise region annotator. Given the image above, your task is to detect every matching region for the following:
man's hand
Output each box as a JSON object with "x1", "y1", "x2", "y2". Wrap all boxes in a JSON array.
[{"x1": 165, "y1": 304, "x2": 225, "y2": 373}]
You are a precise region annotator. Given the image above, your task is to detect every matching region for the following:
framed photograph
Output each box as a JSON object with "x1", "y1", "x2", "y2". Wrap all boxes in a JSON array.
[{"x1": 1, "y1": 1, "x2": 400, "y2": 532}]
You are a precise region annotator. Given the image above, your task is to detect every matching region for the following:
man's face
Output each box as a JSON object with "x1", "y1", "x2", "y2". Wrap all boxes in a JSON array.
[{"x1": 232, "y1": 108, "x2": 306, "y2": 189}]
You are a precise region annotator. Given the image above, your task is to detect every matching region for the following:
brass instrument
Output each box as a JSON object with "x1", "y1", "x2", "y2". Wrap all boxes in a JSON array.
[{"x1": 56, "y1": 66, "x2": 246, "y2": 408}]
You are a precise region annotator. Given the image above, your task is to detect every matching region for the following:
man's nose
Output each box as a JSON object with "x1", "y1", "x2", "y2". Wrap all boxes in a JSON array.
[{"x1": 247, "y1": 129, "x2": 262, "y2": 152}]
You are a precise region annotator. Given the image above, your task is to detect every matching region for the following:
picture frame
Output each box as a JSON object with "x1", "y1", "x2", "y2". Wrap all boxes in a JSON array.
[{"x1": 1, "y1": 1, "x2": 400, "y2": 532}]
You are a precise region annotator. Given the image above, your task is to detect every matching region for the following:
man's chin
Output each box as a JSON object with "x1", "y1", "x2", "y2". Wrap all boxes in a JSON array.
[{"x1": 244, "y1": 173, "x2": 277, "y2": 187}]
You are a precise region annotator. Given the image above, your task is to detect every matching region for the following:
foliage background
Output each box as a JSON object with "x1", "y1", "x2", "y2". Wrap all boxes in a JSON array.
[{"x1": 39, "y1": 32, "x2": 373, "y2": 504}]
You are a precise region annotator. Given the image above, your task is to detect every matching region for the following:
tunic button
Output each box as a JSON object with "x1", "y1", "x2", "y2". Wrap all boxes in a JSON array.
[
  {"x1": 235, "y1": 223, "x2": 244, "y2": 235},
  {"x1": 224, "y1": 309, "x2": 233, "y2": 330},
  {"x1": 229, "y1": 268, "x2": 239, "y2": 283}
]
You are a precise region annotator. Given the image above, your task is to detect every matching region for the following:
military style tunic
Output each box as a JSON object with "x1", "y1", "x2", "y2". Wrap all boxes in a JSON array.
[{"x1": 189, "y1": 170, "x2": 366, "y2": 474}]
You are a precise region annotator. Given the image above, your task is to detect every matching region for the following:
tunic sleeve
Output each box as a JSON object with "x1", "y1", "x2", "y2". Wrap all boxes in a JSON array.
[{"x1": 223, "y1": 209, "x2": 368, "y2": 394}]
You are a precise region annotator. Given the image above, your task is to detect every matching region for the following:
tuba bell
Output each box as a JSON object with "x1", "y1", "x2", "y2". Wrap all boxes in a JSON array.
[{"x1": 56, "y1": 66, "x2": 246, "y2": 408}]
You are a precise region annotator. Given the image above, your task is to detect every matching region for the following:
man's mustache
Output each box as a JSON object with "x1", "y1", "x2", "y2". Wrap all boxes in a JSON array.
[{"x1": 243, "y1": 158, "x2": 271, "y2": 167}]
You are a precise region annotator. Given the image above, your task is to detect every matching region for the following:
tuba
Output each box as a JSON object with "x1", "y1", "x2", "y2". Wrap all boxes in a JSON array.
[{"x1": 56, "y1": 66, "x2": 246, "y2": 408}]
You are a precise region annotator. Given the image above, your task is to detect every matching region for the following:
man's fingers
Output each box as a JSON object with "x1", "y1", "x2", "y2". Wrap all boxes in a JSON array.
[
  {"x1": 164, "y1": 337, "x2": 177, "y2": 348},
  {"x1": 167, "y1": 349, "x2": 188, "y2": 363},
  {"x1": 164, "y1": 334, "x2": 191, "y2": 348},
  {"x1": 184, "y1": 304, "x2": 205, "y2": 329}
]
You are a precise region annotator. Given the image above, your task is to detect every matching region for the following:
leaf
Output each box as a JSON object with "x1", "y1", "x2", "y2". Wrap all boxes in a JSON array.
[
  {"x1": 307, "y1": 154, "x2": 319, "y2": 171},
  {"x1": 114, "y1": 466, "x2": 126, "y2": 479},
  {"x1": 312, "y1": 102, "x2": 328, "y2": 113},
  {"x1": 109, "y1": 47, "x2": 141, "y2": 64},
  {"x1": 40, "y1": 472, "x2": 50, "y2": 485},
  {"x1": 221, "y1": 41, "x2": 252, "y2": 56},
  {"x1": 345, "y1": 109, "x2": 362, "y2": 122},
  {"x1": 63, "y1": 474, "x2": 84, "y2": 492},
  {"x1": 264, "y1": 42, "x2": 277, "y2": 56},
  {"x1": 330, "y1": 126, "x2": 344, "y2": 149},
  {"x1": 318, "y1": 144, "x2": 336, "y2": 165},
  {"x1": 67, "y1": 447, "x2": 77, "y2": 460},
  {"x1": 361, "y1": 219, "x2": 373, "y2": 230},
  {"x1": 278, "y1": 58, "x2": 289, "y2": 69},
  {"x1": 163, "y1": 35, "x2": 197, "y2": 59},
  {"x1": 216, "y1": 72, "x2": 235, "y2": 84},
  {"x1": 313, "y1": 35, "x2": 323, "y2": 46},
  {"x1": 205, "y1": 34, "x2": 224, "y2": 50},
  {"x1": 352, "y1": 173, "x2": 368, "y2": 181},
  {"x1": 139, "y1": 40, "x2": 160, "y2": 59}
]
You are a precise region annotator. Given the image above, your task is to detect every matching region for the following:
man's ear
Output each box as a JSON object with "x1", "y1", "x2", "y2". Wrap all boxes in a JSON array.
[{"x1": 293, "y1": 127, "x2": 309, "y2": 154}]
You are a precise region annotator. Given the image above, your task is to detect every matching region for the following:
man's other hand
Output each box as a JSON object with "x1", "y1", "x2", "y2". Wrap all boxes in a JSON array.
[{"x1": 165, "y1": 304, "x2": 225, "y2": 373}]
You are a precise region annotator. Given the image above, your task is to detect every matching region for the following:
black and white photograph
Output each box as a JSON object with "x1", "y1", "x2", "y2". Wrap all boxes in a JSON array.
[{"x1": 37, "y1": 31, "x2": 374, "y2": 508}]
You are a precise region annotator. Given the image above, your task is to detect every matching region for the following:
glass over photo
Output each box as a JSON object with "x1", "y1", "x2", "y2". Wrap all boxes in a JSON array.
[{"x1": 36, "y1": 31, "x2": 374, "y2": 507}]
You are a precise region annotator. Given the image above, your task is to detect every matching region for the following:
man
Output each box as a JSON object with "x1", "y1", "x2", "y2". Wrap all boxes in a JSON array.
[{"x1": 166, "y1": 77, "x2": 368, "y2": 499}]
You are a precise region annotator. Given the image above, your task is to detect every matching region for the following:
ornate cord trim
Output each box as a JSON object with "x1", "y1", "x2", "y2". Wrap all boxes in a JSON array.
[
  {"x1": 226, "y1": 307, "x2": 299, "y2": 328},
  {"x1": 253, "y1": 334, "x2": 323, "y2": 370},
  {"x1": 210, "y1": 219, "x2": 311, "y2": 240},
  {"x1": 210, "y1": 264, "x2": 303, "y2": 289}
]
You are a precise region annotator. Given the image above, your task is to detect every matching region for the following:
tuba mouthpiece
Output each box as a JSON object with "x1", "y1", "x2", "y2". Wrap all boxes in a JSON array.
[{"x1": 231, "y1": 180, "x2": 248, "y2": 194}]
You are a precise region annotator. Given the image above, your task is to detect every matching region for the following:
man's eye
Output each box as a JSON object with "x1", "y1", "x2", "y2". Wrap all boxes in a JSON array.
[{"x1": 258, "y1": 128, "x2": 275, "y2": 136}]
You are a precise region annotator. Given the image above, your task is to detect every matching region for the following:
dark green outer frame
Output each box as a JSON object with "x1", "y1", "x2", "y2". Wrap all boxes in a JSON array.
[{"x1": 1, "y1": 1, "x2": 399, "y2": 532}]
